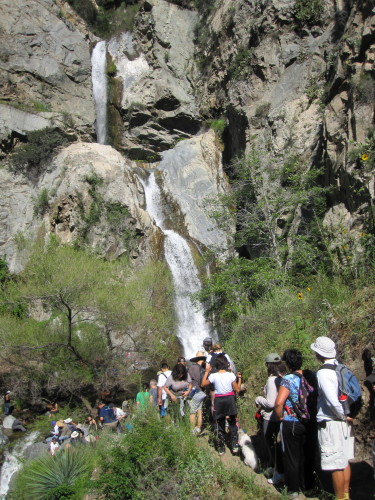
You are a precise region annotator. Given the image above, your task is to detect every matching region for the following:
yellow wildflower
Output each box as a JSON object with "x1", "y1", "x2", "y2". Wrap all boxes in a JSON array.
[
  {"x1": 347, "y1": 256, "x2": 351, "y2": 260},
  {"x1": 297, "y1": 292, "x2": 303, "y2": 300},
  {"x1": 306, "y1": 287, "x2": 311, "y2": 292},
  {"x1": 361, "y1": 153, "x2": 369, "y2": 161}
]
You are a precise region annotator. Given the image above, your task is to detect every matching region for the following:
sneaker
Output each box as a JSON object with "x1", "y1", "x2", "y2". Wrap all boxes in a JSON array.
[
  {"x1": 287, "y1": 492, "x2": 299, "y2": 500},
  {"x1": 267, "y1": 471, "x2": 285, "y2": 485},
  {"x1": 218, "y1": 447, "x2": 225, "y2": 456},
  {"x1": 263, "y1": 466, "x2": 274, "y2": 478},
  {"x1": 192, "y1": 427, "x2": 201, "y2": 435},
  {"x1": 232, "y1": 443, "x2": 240, "y2": 455}
]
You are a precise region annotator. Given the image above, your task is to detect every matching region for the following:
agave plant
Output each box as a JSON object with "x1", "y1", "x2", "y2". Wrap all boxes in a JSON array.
[{"x1": 23, "y1": 448, "x2": 89, "y2": 499}]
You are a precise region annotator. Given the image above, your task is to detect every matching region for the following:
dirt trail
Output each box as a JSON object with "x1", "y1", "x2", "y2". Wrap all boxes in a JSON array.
[
  {"x1": 196, "y1": 431, "x2": 301, "y2": 500},
  {"x1": 196, "y1": 430, "x2": 374, "y2": 500}
]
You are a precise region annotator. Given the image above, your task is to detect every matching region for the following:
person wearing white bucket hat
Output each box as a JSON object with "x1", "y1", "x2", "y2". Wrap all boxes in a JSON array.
[{"x1": 311, "y1": 336, "x2": 354, "y2": 500}]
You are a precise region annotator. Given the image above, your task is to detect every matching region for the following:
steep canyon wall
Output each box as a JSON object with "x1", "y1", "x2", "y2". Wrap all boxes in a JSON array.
[{"x1": 0, "y1": 0, "x2": 373, "y2": 273}]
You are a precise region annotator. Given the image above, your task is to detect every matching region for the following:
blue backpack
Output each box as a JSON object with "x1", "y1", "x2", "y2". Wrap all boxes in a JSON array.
[{"x1": 322, "y1": 364, "x2": 362, "y2": 417}]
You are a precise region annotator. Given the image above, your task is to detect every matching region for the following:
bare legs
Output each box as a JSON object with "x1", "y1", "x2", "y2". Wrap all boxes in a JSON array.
[{"x1": 331, "y1": 464, "x2": 351, "y2": 499}]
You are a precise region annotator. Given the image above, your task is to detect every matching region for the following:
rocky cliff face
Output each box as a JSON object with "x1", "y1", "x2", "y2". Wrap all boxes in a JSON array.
[
  {"x1": 188, "y1": 0, "x2": 374, "y2": 255},
  {"x1": 0, "y1": 0, "x2": 373, "y2": 271},
  {"x1": 0, "y1": 0, "x2": 96, "y2": 151}
]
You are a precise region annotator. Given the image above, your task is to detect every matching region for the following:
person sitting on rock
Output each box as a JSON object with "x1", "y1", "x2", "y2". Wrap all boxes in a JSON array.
[
  {"x1": 48, "y1": 401, "x2": 59, "y2": 418},
  {"x1": 99, "y1": 402, "x2": 118, "y2": 431},
  {"x1": 12, "y1": 417, "x2": 26, "y2": 432}
]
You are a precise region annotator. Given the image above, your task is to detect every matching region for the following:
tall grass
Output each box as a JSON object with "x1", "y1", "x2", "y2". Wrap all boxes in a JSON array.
[{"x1": 223, "y1": 273, "x2": 374, "y2": 432}]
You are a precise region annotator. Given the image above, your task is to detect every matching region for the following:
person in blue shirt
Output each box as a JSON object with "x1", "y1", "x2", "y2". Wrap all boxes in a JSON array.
[
  {"x1": 99, "y1": 401, "x2": 117, "y2": 430},
  {"x1": 274, "y1": 349, "x2": 307, "y2": 498}
]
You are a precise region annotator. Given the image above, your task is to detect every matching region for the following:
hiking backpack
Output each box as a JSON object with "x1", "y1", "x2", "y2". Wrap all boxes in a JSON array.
[
  {"x1": 322, "y1": 364, "x2": 362, "y2": 417},
  {"x1": 290, "y1": 372, "x2": 315, "y2": 423}
]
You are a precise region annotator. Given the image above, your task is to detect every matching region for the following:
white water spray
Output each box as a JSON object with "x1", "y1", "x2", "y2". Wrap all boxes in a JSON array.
[
  {"x1": 91, "y1": 41, "x2": 107, "y2": 144},
  {"x1": 0, "y1": 431, "x2": 39, "y2": 498},
  {"x1": 140, "y1": 172, "x2": 214, "y2": 358}
]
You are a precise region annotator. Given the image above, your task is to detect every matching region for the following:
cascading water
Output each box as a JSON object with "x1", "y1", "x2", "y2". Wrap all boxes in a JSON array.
[
  {"x1": 91, "y1": 41, "x2": 107, "y2": 145},
  {"x1": 0, "y1": 431, "x2": 39, "y2": 498},
  {"x1": 140, "y1": 172, "x2": 215, "y2": 358}
]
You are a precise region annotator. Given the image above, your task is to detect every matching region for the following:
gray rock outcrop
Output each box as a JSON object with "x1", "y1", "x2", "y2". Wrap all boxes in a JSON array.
[
  {"x1": 107, "y1": 0, "x2": 200, "y2": 159},
  {"x1": 158, "y1": 130, "x2": 231, "y2": 250},
  {"x1": 0, "y1": 0, "x2": 95, "y2": 150},
  {"x1": 191, "y1": 0, "x2": 374, "y2": 254},
  {"x1": 0, "y1": 142, "x2": 159, "y2": 270}
]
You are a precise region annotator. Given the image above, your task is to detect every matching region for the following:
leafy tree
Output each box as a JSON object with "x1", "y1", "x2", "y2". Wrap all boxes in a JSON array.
[
  {"x1": 194, "y1": 257, "x2": 286, "y2": 327},
  {"x1": 0, "y1": 238, "x2": 177, "y2": 402},
  {"x1": 206, "y1": 149, "x2": 326, "y2": 271}
]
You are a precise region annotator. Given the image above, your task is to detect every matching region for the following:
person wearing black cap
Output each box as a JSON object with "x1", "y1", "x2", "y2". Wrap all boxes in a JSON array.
[{"x1": 255, "y1": 353, "x2": 286, "y2": 483}]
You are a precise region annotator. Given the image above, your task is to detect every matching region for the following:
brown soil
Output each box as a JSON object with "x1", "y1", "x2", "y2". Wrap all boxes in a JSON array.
[{"x1": 196, "y1": 429, "x2": 374, "y2": 500}]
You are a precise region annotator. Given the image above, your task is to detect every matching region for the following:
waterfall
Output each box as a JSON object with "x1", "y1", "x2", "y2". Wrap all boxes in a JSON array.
[
  {"x1": 91, "y1": 41, "x2": 107, "y2": 145},
  {"x1": 140, "y1": 172, "x2": 214, "y2": 358},
  {"x1": 0, "y1": 431, "x2": 39, "y2": 498}
]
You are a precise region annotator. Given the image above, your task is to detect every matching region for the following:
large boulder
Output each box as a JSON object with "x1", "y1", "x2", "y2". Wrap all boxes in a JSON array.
[
  {"x1": 0, "y1": 142, "x2": 159, "y2": 271},
  {"x1": 2, "y1": 415, "x2": 16, "y2": 430}
]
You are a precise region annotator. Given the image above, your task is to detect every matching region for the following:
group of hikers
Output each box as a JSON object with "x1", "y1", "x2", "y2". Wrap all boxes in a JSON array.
[
  {"x1": 3, "y1": 335, "x2": 374, "y2": 499},
  {"x1": 140, "y1": 335, "x2": 373, "y2": 500}
]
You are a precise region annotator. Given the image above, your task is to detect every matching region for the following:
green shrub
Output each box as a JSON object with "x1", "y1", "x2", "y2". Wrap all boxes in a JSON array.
[
  {"x1": 305, "y1": 76, "x2": 324, "y2": 102},
  {"x1": 294, "y1": 0, "x2": 323, "y2": 27},
  {"x1": 95, "y1": 407, "x2": 269, "y2": 499},
  {"x1": 351, "y1": 72, "x2": 374, "y2": 105},
  {"x1": 33, "y1": 188, "x2": 50, "y2": 217},
  {"x1": 12, "y1": 449, "x2": 90, "y2": 499},
  {"x1": 65, "y1": 0, "x2": 97, "y2": 25},
  {"x1": 0, "y1": 258, "x2": 10, "y2": 283},
  {"x1": 66, "y1": 0, "x2": 140, "y2": 38},
  {"x1": 208, "y1": 118, "x2": 226, "y2": 136},
  {"x1": 229, "y1": 47, "x2": 253, "y2": 80},
  {"x1": 106, "y1": 60, "x2": 117, "y2": 77},
  {"x1": 10, "y1": 128, "x2": 68, "y2": 179}
]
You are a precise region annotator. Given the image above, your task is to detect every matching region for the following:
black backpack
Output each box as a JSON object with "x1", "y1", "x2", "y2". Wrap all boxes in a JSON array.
[{"x1": 209, "y1": 352, "x2": 228, "y2": 373}]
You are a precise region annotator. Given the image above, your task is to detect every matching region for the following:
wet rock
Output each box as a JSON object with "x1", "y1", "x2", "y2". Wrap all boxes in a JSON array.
[
  {"x1": 158, "y1": 130, "x2": 232, "y2": 251},
  {"x1": 0, "y1": 429, "x2": 9, "y2": 446}
]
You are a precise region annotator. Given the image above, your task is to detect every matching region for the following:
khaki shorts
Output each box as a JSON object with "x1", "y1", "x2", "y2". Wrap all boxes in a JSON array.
[
  {"x1": 188, "y1": 391, "x2": 206, "y2": 414},
  {"x1": 318, "y1": 420, "x2": 354, "y2": 470}
]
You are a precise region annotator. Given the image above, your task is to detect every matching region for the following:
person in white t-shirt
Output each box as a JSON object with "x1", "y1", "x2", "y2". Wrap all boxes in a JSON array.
[
  {"x1": 49, "y1": 437, "x2": 59, "y2": 456},
  {"x1": 157, "y1": 363, "x2": 172, "y2": 417},
  {"x1": 311, "y1": 337, "x2": 355, "y2": 500},
  {"x1": 201, "y1": 354, "x2": 242, "y2": 456}
]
